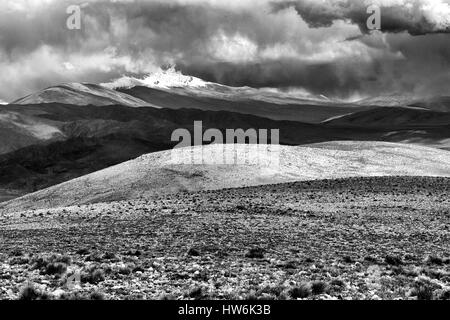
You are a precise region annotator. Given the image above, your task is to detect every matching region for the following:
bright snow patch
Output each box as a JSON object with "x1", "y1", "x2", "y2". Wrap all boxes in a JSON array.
[{"x1": 102, "y1": 66, "x2": 209, "y2": 90}]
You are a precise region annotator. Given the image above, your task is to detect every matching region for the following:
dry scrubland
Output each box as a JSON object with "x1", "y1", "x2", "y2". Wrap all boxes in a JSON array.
[{"x1": 0, "y1": 176, "x2": 449, "y2": 300}]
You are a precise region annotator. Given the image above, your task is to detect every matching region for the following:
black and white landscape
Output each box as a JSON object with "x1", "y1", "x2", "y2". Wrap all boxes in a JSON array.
[{"x1": 0, "y1": 0, "x2": 449, "y2": 301}]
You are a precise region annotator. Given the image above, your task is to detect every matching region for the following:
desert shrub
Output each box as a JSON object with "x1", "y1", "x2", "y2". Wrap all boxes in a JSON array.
[
  {"x1": 330, "y1": 278, "x2": 346, "y2": 292},
  {"x1": 10, "y1": 249, "x2": 24, "y2": 257},
  {"x1": 189, "y1": 287, "x2": 204, "y2": 299},
  {"x1": 59, "y1": 292, "x2": 82, "y2": 300},
  {"x1": 125, "y1": 250, "x2": 142, "y2": 257},
  {"x1": 283, "y1": 260, "x2": 298, "y2": 269},
  {"x1": 43, "y1": 262, "x2": 67, "y2": 276},
  {"x1": 426, "y1": 255, "x2": 444, "y2": 266},
  {"x1": 187, "y1": 248, "x2": 200, "y2": 256},
  {"x1": 245, "y1": 248, "x2": 265, "y2": 259},
  {"x1": 364, "y1": 256, "x2": 378, "y2": 263},
  {"x1": 385, "y1": 255, "x2": 403, "y2": 266},
  {"x1": 159, "y1": 293, "x2": 177, "y2": 300},
  {"x1": 60, "y1": 291, "x2": 105, "y2": 300},
  {"x1": 404, "y1": 254, "x2": 416, "y2": 261},
  {"x1": 85, "y1": 252, "x2": 103, "y2": 262},
  {"x1": 9, "y1": 256, "x2": 30, "y2": 265},
  {"x1": 31, "y1": 256, "x2": 49, "y2": 270},
  {"x1": 257, "y1": 285, "x2": 286, "y2": 299},
  {"x1": 245, "y1": 292, "x2": 258, "y2": 300},
  {"x1": 81, "y1": 268, "x2": 105, "y2": 284},
  {"x1": 438, "y1": 289, "x2": 450, "y2": 300},
  {"x1": 289, "y1": 283, "x2": 312, "y2": 299},
  {"x1": 19, "y1": 283, "x2": 51, "y2": 300},
  {"x1": 414, "y1": 284, "x2": 434, "y2": 300},
  {"x1": 102, "y1": 252, "x2": 117, "y2": 260},
  {"x1": 55, "y1": 255, "x2": 71, "y2": 264},
  {"x1": 89, "y1": 291, "x2": 105, "y2": 300},
  {"x1": 132, "y1": 266, "x2": 145, "y2": 273},
  {"x1": 311, "y1": 281, "x2": 328, "y2": 295},
  {"x1": 31, "y1": 255, "x2": 70, "y2": 276},
  {"x1": 216, "y1": 250, "x2": 229, "y2": 258},
  {"x1": 342, "y1": 256, "x2": 354, "y2": 263},
  {"x1": 75, "y1": 248, "x2": 90, "y2": 255},
  {"x1": 118, "y1": 266, "x2": 132, "y2": 275}
]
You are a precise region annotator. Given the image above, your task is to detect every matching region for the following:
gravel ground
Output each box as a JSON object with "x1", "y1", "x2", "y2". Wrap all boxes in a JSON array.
[{"x1": 0, "y1": 176, "x2": 449, "y2": 300}]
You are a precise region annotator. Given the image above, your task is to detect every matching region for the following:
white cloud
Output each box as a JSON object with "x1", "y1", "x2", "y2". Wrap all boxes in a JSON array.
[
  {"x1": 208, "y1": 31, "x2": 258, "y2": 63},
  {"x1": 0, "y1": 0, "x2": 449, "y2": 101}
]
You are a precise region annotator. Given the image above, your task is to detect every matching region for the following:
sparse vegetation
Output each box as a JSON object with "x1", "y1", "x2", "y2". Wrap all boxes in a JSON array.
[
  {"x1": 426, "y1": 255, "x2": 444, "y2": 266},
  {"x1": 290, "y1": 283, "x2": 312, "y2": 299},
  {"x1": 19, "y1": 283, "x2": 51, "y2": 300},
  {"x1": 0, "y1": 177, "x2": 448, "y2": 300},
  {"x1": 189, "y1": 287, "x2": 204, "y2": 299},
  {"x1": 245, "y1": 248, "x2": 265, "y2": 259},
  {"x1": 187, "y1": 248, "x2": 200, "y2": 257},
  {"x1": 311, "y1": 281, "x2": 328, "y2": 295},
  {"x1": 385, "y1": 255, "x2": 403, "y2": 266},
  {"x1": 30, "y1": 255, "x2": 70, "y2": 276},
  {"x1": 81, "y1": 268, "x2": 105, "y2": 284},
  {"x1": 413, "y1": 284, "x2": 435, "y2": 300},
  {"x1": 343, "y1": 256, "x2": 354, "y2": 263}
]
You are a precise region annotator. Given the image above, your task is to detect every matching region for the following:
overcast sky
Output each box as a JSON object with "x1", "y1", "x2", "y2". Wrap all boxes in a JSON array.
[{"x1": 0, "y1": 0, "x2": 450, "y2": 102}]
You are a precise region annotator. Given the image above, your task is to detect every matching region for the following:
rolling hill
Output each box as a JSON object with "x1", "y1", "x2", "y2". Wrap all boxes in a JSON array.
[
  {"x1": 0, "y1": 103, "x2": 377, "y2": 198},
  {"x1": 117, "y1": 85, "x2": 365, "y2": 123},
  {"x1": 412, "y1": 96, "x2": 450, "y2": 113},
  {"x1": 0, "y1": 110, "x2": 65, "y2": 154},
  {"x1": 2, "y1": 141, "x2": 449, "y2": 213},
  {"x1": 355, "y1": 94, "x2": 450, "y2": 113},
  {"x1": 11, "y1": 83, "x2": 156, "y2": 108},
  {"x1": 324, "y1": 107, "x2": 450, "y2": 150},
  {"x1": 0, "y1": 102, "x2": 449, "y2": 201},
  {"x1": 323, "y1": 107, "x2": 450, "y2": 127}
]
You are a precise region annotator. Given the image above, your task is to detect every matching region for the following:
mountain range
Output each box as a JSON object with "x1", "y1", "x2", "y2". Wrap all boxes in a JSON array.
[{"x1": 0, "y1": 72, "x2": 449, "y2": 205}]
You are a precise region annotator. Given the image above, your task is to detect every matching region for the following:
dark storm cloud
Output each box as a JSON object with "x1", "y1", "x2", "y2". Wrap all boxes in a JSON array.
[
  {"x1": 271, "y1": 0, "x2": 450, "y2": 35},
  {"x1": 0, "y1": 0, "x2": 450, "y2": 102},
  {"x1": 179, "y1": 59, "x2": 375, "y2": 97}
]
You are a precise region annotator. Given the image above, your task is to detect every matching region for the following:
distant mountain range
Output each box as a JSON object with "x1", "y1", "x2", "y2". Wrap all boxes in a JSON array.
[
  {"x1": 0, "y1": 72, "x2": 449, "y2": 203},
  {"x1": 11, "y1": 83, "x2": 158, "y2": 108}
]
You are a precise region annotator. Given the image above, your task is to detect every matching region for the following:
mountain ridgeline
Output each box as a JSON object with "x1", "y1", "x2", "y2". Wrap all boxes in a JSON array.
[{"x1": 0, "y1": 81, "x2": 449, "y2": 201}]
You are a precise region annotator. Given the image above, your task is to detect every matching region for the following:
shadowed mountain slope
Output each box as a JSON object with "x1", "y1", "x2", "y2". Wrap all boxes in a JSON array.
[
  {"x1": 11, "y1": 83, "x2": 156, "y2": 108},
  {"x1": 324, "y1": 107, "x2": 450, "y2": 127},
  {"x1": 1, "y1": 102, "x2": 449, "y2": 200},
  {"x1": 118, "y1": 85, "x2": 366, "y2": 123}
]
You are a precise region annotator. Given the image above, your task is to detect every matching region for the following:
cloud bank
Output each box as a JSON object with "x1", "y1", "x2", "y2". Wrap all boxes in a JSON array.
[{"x1": 0, "y1": 0, "x2": 449, "y2": 102}]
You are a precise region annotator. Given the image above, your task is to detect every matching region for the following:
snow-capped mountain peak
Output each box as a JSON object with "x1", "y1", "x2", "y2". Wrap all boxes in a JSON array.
[{"x1": 102, "y1": 67, "x2": 209, "y2": 90}]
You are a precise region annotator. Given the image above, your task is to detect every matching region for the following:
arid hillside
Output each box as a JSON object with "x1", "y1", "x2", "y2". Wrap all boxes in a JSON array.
[
  {"x1": 2, "y1": 141, "x2": 449, "y2": 213},
  {"x1": 0, "y1": 177, "x2": 448, "y2": 300}
]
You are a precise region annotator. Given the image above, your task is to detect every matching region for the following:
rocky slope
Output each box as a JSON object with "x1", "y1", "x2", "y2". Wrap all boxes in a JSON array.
[{"x1": 0, "y1": 177, "x2": 448, "y2": 300}]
